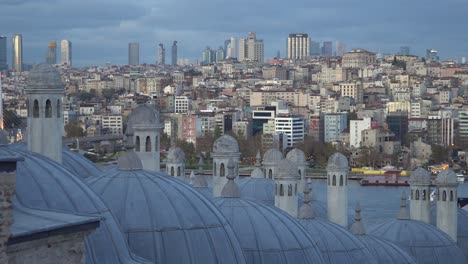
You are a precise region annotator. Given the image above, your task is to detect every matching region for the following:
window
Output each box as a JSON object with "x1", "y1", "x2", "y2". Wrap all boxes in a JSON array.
[
  {"x1": 288, "y1": 185, "x2": 292, "y2": 196},
  {"x1": 422, "y1": 190, "x2": 426, "y2": 201},
  {"x1": 220, "y1": 163, "x2": 225, "y2": 177},
  {"x1": 145, "y1": 136, "x2": 151, "y2": 152},
  {"x1": 57, "y1": 99, "x2": 61, "y2": 118},
  {"x1": 33, "y1": 100, "x2": 39, "y2": 118},
  {"x1": 268, "y1": 169, "x2": 272, "y2": 179},
  {"x1": 155, "y1": 136, "x2": 159, "y2": 151},
  {"x1": 339, "y1": 175, "x2": 343, "y2": 186},
  {"x1": 280, "y1": 184, "x2": 284, "y2": 196},
  {"x1": 177, "y1": 167, "x2": 181, "y2": 176},
  {"x1": 45, "y1": 100, "x2": 52, "y2": 118},
  {"x1": 415, "y1": 190, "x2": 419, "y2": 200},
  {"x1": 332, "y1": 175, "x2": 336, "y2": 186},
  {"x1": 213, "y1": 162, "x2": 217, "y2": 176},
  {"x1": 450, "y1": 191, "x2": 454, "y2": 201},
  {"x1": 135, "y1": 136, "x2": 140, "y2": 152},
  {"x1": 170, "y1": 167, "x2": 174, "y2": 176},
  {"x1": 443, "y1": 191, "x2": 447, "y2": 201}
]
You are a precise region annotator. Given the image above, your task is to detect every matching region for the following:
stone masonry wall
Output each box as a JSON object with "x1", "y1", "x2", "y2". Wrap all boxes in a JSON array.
[{"x1": 0, "y1": 171, "x2": 16, "y2": 263}]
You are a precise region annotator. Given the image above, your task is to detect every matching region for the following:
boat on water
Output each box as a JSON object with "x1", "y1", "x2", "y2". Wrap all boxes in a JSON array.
[
  {"x1": 457, "y1": 174, "x2": 465, "y2": 183},
  {"x1": 360, "y1": 173, "x2": 409, "y2": 187}
]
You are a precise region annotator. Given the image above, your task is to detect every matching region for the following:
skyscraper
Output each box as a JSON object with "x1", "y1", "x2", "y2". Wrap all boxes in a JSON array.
[
  {"x1": 128, "y1": 43, "x2": 139, "y2": 65},
  {"x1": 321, "y1": 41, "x2": 332, "y2": 57},
  {"x1": 158, "y1": 43, "x2": 165, "y2": 65},
  {"x1": 12, "y1": 34, "x2": 23, "y2": 72},
  {"x1": 400, "y1": 46, "x2": 410, "y2": 56},
  {"x1": 336, "y1": 41, "x2": 346, "y2": 56},
  {"x1": 228, "y1": 36, "x2": 237, "y2": 59},
  {"x1": 238, "y1": 32, "x2": 264, "y2": 63},
  {"x1": 287, "y1": 33, "x2": 310, "y2": 60},
  {"x1": 60, "y1": 40, "x2": 72, "y2": 66},
  {"x1": 310, "y1": 41, "x2": 321, "y2": 56},
  {"x1": 46, "y1": 42, "x2": 57, "y2": 65},
  {"x1": 202, "y1": 47, "x2": 214, "y2": 64},
  {"x1": 224, "y1": 39, "x2": 231, "y2": 58},
  {"x1": 216, "y1": 47, "x2": 225, "y2": 63},
  {"x1": 0, "y1": 36, "x2": 7, "y2": 71},
  {"x1": 426, "y1": 49, "x2": 439, "y2": 62},
  {"x1": 171, "y1": 41, "x2": 177, "y2": 66}
]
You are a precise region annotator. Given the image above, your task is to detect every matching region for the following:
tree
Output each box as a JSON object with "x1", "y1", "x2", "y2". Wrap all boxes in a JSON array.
[
  {"x1": 64, "y1": 123, "x2": 85, "y2": 138},
  {"x1": 102, "y1": 88, "x2": 116, "y2": 101},
  {"x1": 214, "y1": 125, "x2": 222, "y2": 139},
  {"x1": 160, "y1": 133, "x2": 171, "y2": 150},
  {"x1": 431, "y1": 145, "x2": 449, "y2": 164}
]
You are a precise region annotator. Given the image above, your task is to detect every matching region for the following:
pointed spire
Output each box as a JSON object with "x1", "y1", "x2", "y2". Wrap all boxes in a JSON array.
[
  {"x1": 192, "y1": 169, "x2": 208, "y2": 188},
  {"x1": 190, "y1": 170, "x2": 195, "y2": 181},
  {"x1": 350, "y1": 203, "x2": 366, "y2": 235},
  {"x1": 221, "y1": 158, "x2": 240, "y2": 198},
  {"x1": 298, "y1": 181, "x2": 315, "y2": 219},
  {"x1": 397, "y1": 191, "x2": 410, "y2": 220},
  {"x1": 255, "y1": 151, "x2": 261, "y2": 167}
]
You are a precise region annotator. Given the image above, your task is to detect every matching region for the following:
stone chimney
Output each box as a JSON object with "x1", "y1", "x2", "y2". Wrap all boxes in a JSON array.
[{"x1": 0, "y1": 156, "x2": 22, "y2": 263}]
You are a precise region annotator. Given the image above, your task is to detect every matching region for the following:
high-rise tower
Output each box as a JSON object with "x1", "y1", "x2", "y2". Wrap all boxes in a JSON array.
[
  {"x1": 12, "y1": 34, "x2": 23, "y2": 72},
  {"x1": 46, "y1": 42, "x2": 57, "y2": 65},
  {"x1": 171, "y1": 41, "x2": 177, "y2": 66},
  {"x1": 287, "y1": 33, "x2": 310, "y2": 60},
  {"x1": 128, "y1": 43, "x2": 140, "y2": 65},
  {"x1": 0, "y1": 36, "x2": 7, "y2": 71},
  {"x1": 60, "y1": 40, "x2": 72, "y2": 66},
  {"x1": 158, "y1": 43, "x2": 165, "y2": 65}
]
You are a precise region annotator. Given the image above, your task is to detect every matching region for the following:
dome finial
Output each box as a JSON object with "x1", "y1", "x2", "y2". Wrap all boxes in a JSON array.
[
  {"x1": 298, "y1": 181, "x2": 315, "y2": 219},
  {"x1": 350, "y1": 202, "x2": 366, "y2": 235},
  {"x1": 397, "y1": 191, "x2": 410, "y2": 220},
  {"x1": 255, "y1": 151, "x2": 261, "y2": 167},
  {"x1": 221, "y1": 158, "x2": 240, "y2": 198}
]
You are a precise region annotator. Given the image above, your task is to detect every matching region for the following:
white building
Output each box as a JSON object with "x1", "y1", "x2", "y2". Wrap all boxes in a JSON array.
[
  {"x1": 164, "y1": 119, "x2": 172, "y2": 136},
  {"x1": 349, "y1": 117, "x2": 372, "y2": 148},
  {"x1": 101, "y1": 115, "x2": 123, "y2": 135},
  {"x1": 274, "y1": 116, "x2": 305, "y2": 147}
]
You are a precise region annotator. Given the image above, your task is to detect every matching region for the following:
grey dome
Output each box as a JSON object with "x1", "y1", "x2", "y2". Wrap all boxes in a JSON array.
[
  {"x1": 298, "y1": 218, "x2": 377, "y2": 264},
  {"x1": 0, "y1": 145, "x2": 146, "y2": 264},
  {"x1": 117, "y1": 149, "x2": 143, "y2": 170},
  {"x1": 213, "y1": 135, "x2": 239, "y2": 153},
  {"x1": 26, "y1": 64, "x2": 64, "y2": 91},
  {"x1": 369, "y1": 219, "x2": 466, "y2": 263},
  {"x1": 356, "y1": 235, "x2": 416, "y2": 264},
  {"x1": 167, "y1": 146, "x2": 185, "y2": 163},
  {"x1": 11, "y1": 143, "x2": 102, "y2": 180},
  {"x1": 263, "y1": 148, "x2": 283, "y2": 163},
  {"x1": 274, "y1": 159, "x2": 300, "y2": 179},
  {"x1": 327, "y1": 152, "x2": 348, "y2": 171},
  {"x1": 87, "y1": 169, "x2": 246, "y2": 264},
  {"x1": 286, "y1": 148, "x2": 307, "y2": 165},
  {"x1": 250, "y1": 167, "x2": 264, "y2": 178},
  {"x1": 410, "y1": 167, "x2": 431, "y2": 185},
  {"x1": 127, "y1": 104, "x2": 160, "y2": 129},
  {"x1": 62, "y1": 148, "x2": 102, "y2": 179},
  {"x1": 213, "y1": 197, "x2": 325, "y2": 264},
  {"x1": 436, "y1": 169, "x2": 458, "y2": 185},
  {"x1": 238, "y1": 177, "x2": 275, "y2": 205}
]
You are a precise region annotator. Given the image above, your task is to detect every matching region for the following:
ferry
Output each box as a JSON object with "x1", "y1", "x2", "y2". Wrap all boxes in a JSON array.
[{"x1": 360, "y1": 174, "x2": 409, "y2": 186}]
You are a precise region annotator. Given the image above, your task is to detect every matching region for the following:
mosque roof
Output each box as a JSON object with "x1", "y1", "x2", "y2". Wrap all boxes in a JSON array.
[
  {"x1": 167, "y1": 146, "x2": 185, "y2": 163},
  {"x1": 26, "y1": 64, "x2": 64, "y2": 91},
  {"x1": 212, "y1": 135, "x2": 240, "y2": 153},
  {"x1": 263, "y1": 148, "x2": 283, "y2": 163},
  {"x1": 286, "y1": 148, "x2": 307, "y2": 165},
  {"x1": 326, "y1": 153, "x2": 349, "y2": 170}
]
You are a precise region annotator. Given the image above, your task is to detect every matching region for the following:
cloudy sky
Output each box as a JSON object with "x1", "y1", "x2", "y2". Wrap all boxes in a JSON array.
[{"x1": 2, "y1": 0, "x2": 467, "y2": 67}]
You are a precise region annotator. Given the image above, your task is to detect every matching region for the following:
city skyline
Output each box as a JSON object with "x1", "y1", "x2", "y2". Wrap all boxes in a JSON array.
[{"x1": 2, "y1": 0, "x2": 468, "y2": 66}]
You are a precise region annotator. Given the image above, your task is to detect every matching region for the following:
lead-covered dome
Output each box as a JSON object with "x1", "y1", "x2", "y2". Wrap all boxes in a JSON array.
[
  {"x1": 213, "y1": 198, "x2": 325, "y2": 264},
  {"x1": 274, "y1": 159, "x2": 300, "y2": 179},
  {"x1": 263, "y1": 148, "x2": 283, "y2": 163},
  {"x1": 87, "y1": 151, "x2": 246, "y2": 264},
  {"x1": 238, "y1": 177, "x2": 275, "y2": 205},
  {"x1": 410, "y1": 167, "x2": 431, "y2": 185},
  {"x1": 26, "y1": 64, "x2": 63, "y2": 90},
  {"x1": 127, "y1": 104, "x2": 160, "y2": 128},
  {"x1": 327, "y1": 152, "x2": 348, "y2": 171},
  {"x1": 213, "y1": 135, "x2": 239, "y2": 153},
  {"x1": 369, "y1": 193, "x2": 466, "y2": 264},
  {"x1": 286, "y1": 148, "x2": 307, "y2": 165},
  {"x1": 167, "y1": 146, "x2": 185, "y2": 163},
  {"x1": 0, "y1": 145, "x2": 146, "y2": 264},
  {"x1": 436, "y1": 169, "x2": 458, "y2": 185}
]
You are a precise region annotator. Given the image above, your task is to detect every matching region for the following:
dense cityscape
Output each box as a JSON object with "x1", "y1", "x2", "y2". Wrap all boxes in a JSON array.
[{"x1": 2, "y1": 29, "x2": 468, "y2": 264}]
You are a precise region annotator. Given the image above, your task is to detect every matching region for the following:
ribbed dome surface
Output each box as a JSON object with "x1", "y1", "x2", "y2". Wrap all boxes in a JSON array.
[
  {"x1": 87, "y1": 169, "x2": 246, "y2": 264},
  {"x1": 238, "y1": 177, "x2": 275, "y2": 205},
  {"x1": 436, "y1": 169, "x2": 458, "y2": 185},
  {"x1": 410, "y1": 167, "x2": 431, "y2": 185},
  {"x1": 0, "y1": 145, "x2": 146, "y2": 264},
  {"x1": 167, "y1": 146, "x2": 185, "y2": 163},
  {"x1": 327, "y1": 152, "x2": 348, "y2": 170},
  {"x1": 286, "y1": 148, "x2": 306, "y2": 165},
  {"x1": 298, "y1": 218, "x2": 377, "y2": 264},
  {"x1": 263, "y1": 148, "x2": 283, "y2": 163},
  {"x1": 127, "y1": 104, "x2": 160, "y2": 128},
  {"x1": 213, "y1": 135, "x2": 239, "y2": 153},
  {"x1": 62, "y1": 148, "x2": 102, "y2": 179},
  {"x1": 369, "y1": 219, "x2": 467, "y2": 264},
  {"x1": 26, "y1": 64, "x2": 63, "y2": 90},
  {"x1": 213, "y1": 197, "x2": 325, "y2": 264},
  {"x1": 355, "y1": 235, "x2": 416, "y2": 264}
]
